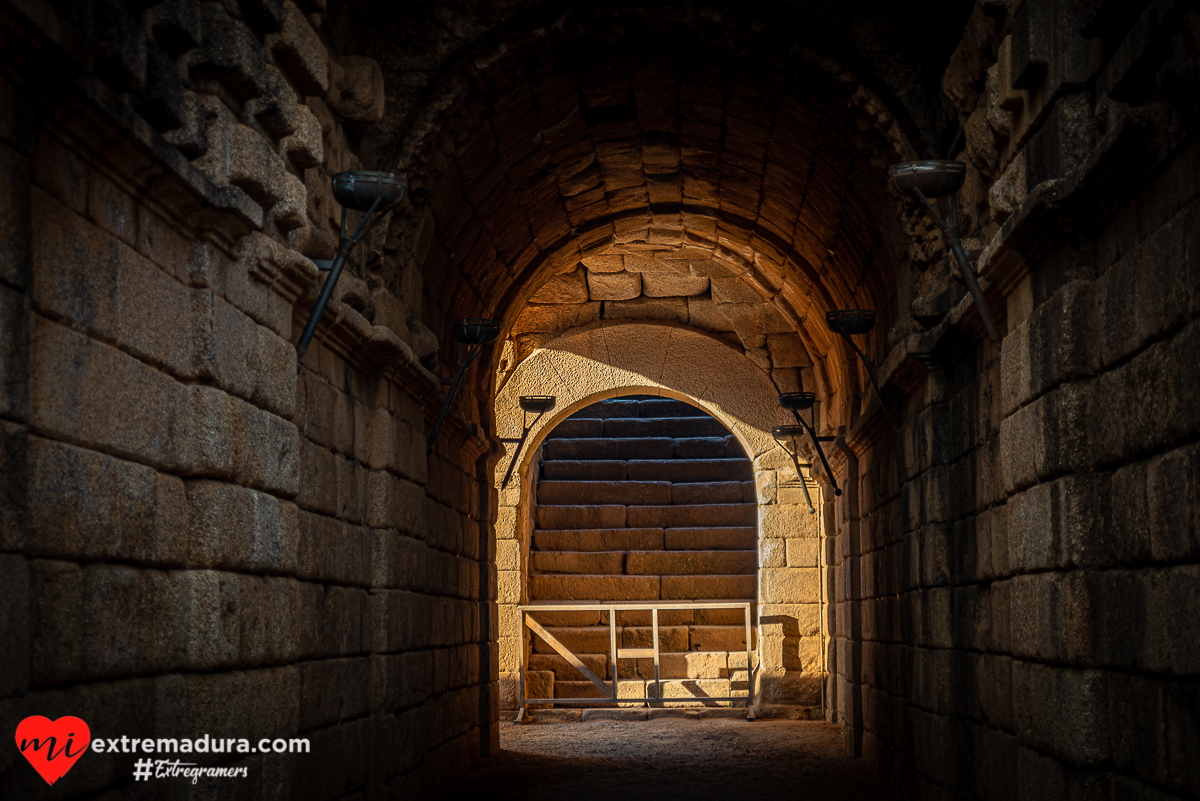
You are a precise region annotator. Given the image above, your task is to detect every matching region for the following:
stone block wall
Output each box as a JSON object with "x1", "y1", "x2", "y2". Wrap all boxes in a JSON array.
[
  {"x1": 0, "y1": 0, "x2": 494, "y2": 797},
  {"x1": 832, "y1": 2, "x2": 1200, "y2": 798}
]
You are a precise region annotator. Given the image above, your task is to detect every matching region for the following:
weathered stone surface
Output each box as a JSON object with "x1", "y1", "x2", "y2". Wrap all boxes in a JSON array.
[
  {"x1": 332, "y1": 56, "x2": 385, "y2": 127},
  {"x1": 534, "y1": 528, "x2": 665, "y2": 552},
  {"x1": 640, "y1": 272, "x2": 710, "y2": 297},
  {"x1": 660, "y1": 574, "x2": 755, "y2": 600},
  {"x1": 532, "y1": 267, "x2": 589, "y2": 303},
  {"x1": 266, "y1": 1, "x2": 329, "y2": 94},
  {"x1": 531, "y1": 575, "x2": 660, "y2": 601},
  {"x1": 604, "y1": 296, "x2": 688, "y2": 322},
  {"x1": 532, "y1": 551, "x2": 624, "y2": 574},
  {"x1": 627, "y1": 504, "x2": 756, "y2": 528},
  {"x1": 536, "y1": 505, "x2": 626, "y2": 530},
  {"x1": 664, "y1": 527, "x2": 757, "y2": 550},
  {"x1": 626, "y1": 550, "x2": 755, "y2": 576},
  {"x1": 538, "y1": 480, "x2": 671, "y2": 506},
  {"x1": 587, "y1": 269, "x2": 642, "y2": 300}
]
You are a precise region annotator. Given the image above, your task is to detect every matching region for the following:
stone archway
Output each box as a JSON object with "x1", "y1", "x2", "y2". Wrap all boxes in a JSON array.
[{"x1": 492, "y1": 321, "x2": 830, "y2": 718}]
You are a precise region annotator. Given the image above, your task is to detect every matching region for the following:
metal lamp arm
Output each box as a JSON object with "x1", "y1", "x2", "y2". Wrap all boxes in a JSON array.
[
  {"x1": 781, "y1": 447, "x2": 817, "y2": 513},
  {"x1": 911, "y1": 187, "x2": 1002, "y2": 343},
  {"x1": 294, "y1": 194, "x2": 387, "y2": 370},
  {"x1": 498, "y1": 408, "x2": 549, "y2": 489},
  {"x1": 427, "y1": 341, "x2": 487, "y2": 455},
  {"x1": 837, "y1": 332, "x2": 898, "y2": 433},
  {"x1": 790, "y1": 409, "x2": 842, "y2": 497}
]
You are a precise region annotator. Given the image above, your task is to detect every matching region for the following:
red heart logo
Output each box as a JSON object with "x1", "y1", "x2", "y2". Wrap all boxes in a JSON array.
[{"x1": 15, "y1": 716, "x2": 91, "y2": 786}]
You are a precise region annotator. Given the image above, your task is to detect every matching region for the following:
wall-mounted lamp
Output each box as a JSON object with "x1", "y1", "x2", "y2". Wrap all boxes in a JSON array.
[
  {"x1": 888, "y1": 160, "x2": 1001, "y2": 343},
  {"x1": 498, "y1": 395, "x2": 557, "y2": 489},
  {"x1": 771, "y1": 425, "x2": 817, "y2": 514},
  {"x1": 825, "y1": 309, "x2": 898, "y2": 433},
  {"x1": 777, "y1": 392, "x2": 842, "y2": 497},
  {"x1": 427, "y1": 318, "x2": 500, "y2": 454},
  {"x1": 295, "y1": 171, "x2": 407, "y2": 371}
]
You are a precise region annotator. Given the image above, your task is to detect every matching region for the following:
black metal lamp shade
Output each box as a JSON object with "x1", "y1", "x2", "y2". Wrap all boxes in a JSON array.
[
  {"x1": 825, "y1": 309, "x2": 876, "y2": 336},
  {"x1": 518, "y1": 395, "x2": 556, "y2": 413},
  {"x1": 452, "y1": 318, "x2": 500, "y2": 345},
  {"x1": 778, "y1": 392, "x2": 816, "y2": 412},
  {"x1": 332, "y1": 171, "x2": 407, "y2": 212},
  {"x1": 772, "y1": 424, "x2": 806, "y2": 444},
  {"x1": 888, "y1": 160, "x2": 966, "y2": 199}
]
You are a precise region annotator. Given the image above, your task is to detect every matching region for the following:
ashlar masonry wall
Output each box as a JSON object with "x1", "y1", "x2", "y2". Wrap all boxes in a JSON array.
[
  {"x1": 833, "y1": 2, "x2": 1200, "y2": 798},
  {"x1": 0, "y1": 0, "x2": 495, "y2": 797}
]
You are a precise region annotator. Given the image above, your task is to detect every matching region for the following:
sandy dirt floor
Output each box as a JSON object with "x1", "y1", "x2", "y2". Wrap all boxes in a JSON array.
[{"x1": 438, "y1": 718, "x2": 890, "y2": 800}]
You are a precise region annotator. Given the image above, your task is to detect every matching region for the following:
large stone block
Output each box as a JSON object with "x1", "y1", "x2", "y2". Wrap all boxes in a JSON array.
[
  {"x1": 266, "y1": 0, "x2": 328, "y2": 94},
  {"x1": 627, "y1": 458, "x2": 752, "y2": 482},
  {"x1": 760, "y1": 567, "x2": 818, "y2": 603},
  {"x1": 670, "y1": 481, "x2": 744, "y2": 505},
  {"x1": 664, "y1": 526, "x2": 756, "y2": 550},
  {"x1": 622, "y1": 625, "x2": 688, "y2": 652},
  {"x1": 528, "y1": 652, "x2": 609, "y2": 680},
  {"x1": 27, "y1": 436, "x2": 188, "y2": 565},
  {"x1": 0, "y1": 555, "x2": 30, "y2": 696},
  {"x1": 532, "y1": 551, "x2": 624, "y2": 574},
  {"x1": 530, "y1": 626, "x2": 611, "y2": 655},
  {"x1": 627, "y1": 503, "x2": 756, "y2": 528},
  {"x1": 660, "y1": 574, "x2": 755, "y2": 600},
  {"x1": 534, "y1": 528, "x2": 664, "y2": 551},
  {"x1": 625, "y1": 550, "x2": 755, "y2": 575},
  {"x1": 530, "y1": 574, "x2": 660, "y2": 601},
  {"x1": 537, "y1": 480, "x2": 671, "y2": 506},
  {"x1": 543, "y1": 437, "x2": 673, "y2": 461},
  {"x1": 0, "y1": 284, "x2": 29, "y2": 424},
  {"x1": 31, "y1": 318, "x2": 234, "y2": 477},
  {"x1": 541, "y1": 459, "x2": 627, "y2": 480},
  {"x1": 536, "y1": 505, "x2": 626, "y2": 530}
]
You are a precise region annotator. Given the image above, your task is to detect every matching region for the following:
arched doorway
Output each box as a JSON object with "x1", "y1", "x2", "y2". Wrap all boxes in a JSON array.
[{"x1": 493, "y1": 323, "x2": 828, "y2": 720}]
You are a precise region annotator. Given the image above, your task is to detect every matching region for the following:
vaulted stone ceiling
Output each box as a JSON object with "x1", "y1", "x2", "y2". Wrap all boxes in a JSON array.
[{"x1": 362, "y1": 2, "x2": 971, "y2": 431}]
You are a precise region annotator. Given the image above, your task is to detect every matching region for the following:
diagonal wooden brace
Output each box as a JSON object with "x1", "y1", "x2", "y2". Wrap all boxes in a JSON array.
[{"x1": 525, "y1": 616, "x2": 610, "y2": 696}]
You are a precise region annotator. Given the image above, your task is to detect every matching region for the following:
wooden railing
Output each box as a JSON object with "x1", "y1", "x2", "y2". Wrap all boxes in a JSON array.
[{"x1": 516, "y1": 600, "x2": 755, "y2": 721}]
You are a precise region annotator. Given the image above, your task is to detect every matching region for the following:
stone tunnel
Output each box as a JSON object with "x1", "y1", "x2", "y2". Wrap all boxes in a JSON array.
[{"x1": 0, "y1": 0, "x2": 1198, "y2": 799}]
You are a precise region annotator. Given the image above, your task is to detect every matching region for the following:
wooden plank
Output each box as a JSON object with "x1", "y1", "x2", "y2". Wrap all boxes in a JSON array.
[
  {"x1": 608, "y1": 607, "x2": 618, "y2": 701},
  {"x1": 652, "y1": 607, "x2": 661, "y2": 708},
  {"x1": 617, "y1": 648, "x2": 654, "y2": 659},
  {"x1": 525, "y1": 615, "x2": 610, "y2": 695}
]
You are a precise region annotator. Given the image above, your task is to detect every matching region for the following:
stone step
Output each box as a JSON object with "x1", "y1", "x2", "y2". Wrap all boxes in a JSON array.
[
  {"x1": 536, "y1": 505, "x2": 626, "y2": 530},
  {"x1": 528, "y1": 652, "x2": 611, "y2": 680},
  {"x1": 689, "y1": 625, "x2": 752, "y2": 651},
  {"x1": 627, "y1": 504, "x2": 757, "y2": 528},
  {"x1": 533, "y1": 528, "x2": 665, "y2": 552},
  {"x1": 603, "y1": 417, "x2": 729, "y2": 439},
  {"x1": 545, "y1": 418, "x2": 604, "y2": 439},
  {"x1": 625, "y1": 550, "x2": 757, "y2": 576},
  {"x1": 637, "y1": 399, "x2": 701, "y2": 418},
  {"x1": 661, "y1": 574, "x2": 756, "y2": 600},
  {"x1": 537, "y1": 480, "x2": 672, "y2": 506},
  {"x1": 542, "y1": 460, "x2": 627, "y2": 481},
  {"x1": 531, "y1": 551, "x2": 625, "y2": 574},
  {"x1": 671, "y1": 437, "x2": 728, "y2": 459},
  {"x1": 671, "y1": 481, "x2": 749, "y2": 505},
  {"x1": 622, "y1": 625, "x2": 689, "y2": 651},
  {"x1": 530, "y1": 574, "x2": 660, "y2": 601},
  {"x1": 627, "y1": 459, "x2": 753, "y2": 482},
  {"x1": 531, "y1": 626, "x2": 612, "y2": 655},
  {"x1": 664, "y1": 527, "x2": 757, "y2": 550},
  {"x1": 543, "y1": 437, "x2": 673, "y2": 461}
]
